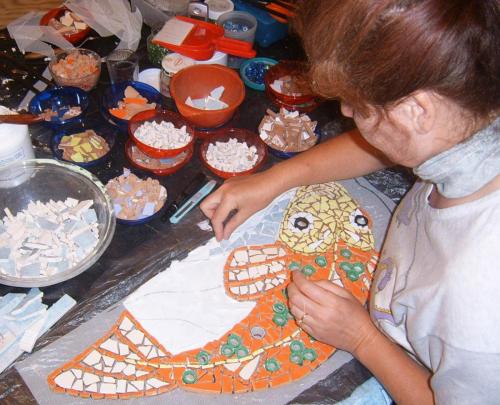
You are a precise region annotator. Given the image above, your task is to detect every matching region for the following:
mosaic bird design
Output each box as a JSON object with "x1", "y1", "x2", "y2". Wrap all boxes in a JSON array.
[{"x1": 48, "y1": 182, "x2": 378, "y2": 399}]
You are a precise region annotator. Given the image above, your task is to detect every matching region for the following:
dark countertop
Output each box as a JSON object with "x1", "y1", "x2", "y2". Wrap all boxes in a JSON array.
[{"x1": 0, "y1": 25, "x2": 413, "y2": 404}]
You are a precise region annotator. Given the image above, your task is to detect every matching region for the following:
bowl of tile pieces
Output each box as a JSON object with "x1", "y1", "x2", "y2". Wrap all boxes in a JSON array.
[
  {"x1": 258, "y1": 107, "x2": 320, "y2": 159},
  {"x1": 0, "y1": 159, "x2": 116, "y2": 287},
  {"x1": 51, "y1": 120, "x2": 117, "y2": 167},
  {"x1": 105, "y1": 168, "x2": 167, "y2": 225},
  {"x1": 199, "y1": 128, "x2": 267, "y2": 179},
  {"x1": 128, "y1": 109, "x2": 195, "y2": 159}
]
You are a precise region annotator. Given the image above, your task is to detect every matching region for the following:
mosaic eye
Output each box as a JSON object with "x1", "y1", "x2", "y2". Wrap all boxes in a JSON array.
[
  {"x1": 349, "y1": 209, "x2": 369, "y2": 230},
  {"x1": 287, "y1": 212, "x2": 314, "y2": 234},
  {"x1": 354, "y1": 215, "x2": 368, "y2": 227}
]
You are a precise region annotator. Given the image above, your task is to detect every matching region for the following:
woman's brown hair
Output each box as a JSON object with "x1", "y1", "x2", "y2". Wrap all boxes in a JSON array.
[{"x1": 294, "y1": 0, "x2": 500, "y2": 117}]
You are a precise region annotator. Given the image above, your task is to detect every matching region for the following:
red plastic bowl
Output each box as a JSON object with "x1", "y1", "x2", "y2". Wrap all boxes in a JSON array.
[
  {"x1": 40, "y1": 7, "x2": 91, "y2": 45},
  {"x1": 264, "y1": 60, "x2": 321, "y2": 110},
  {"x1": 125, "y1": 139, "x2": 193, "y2": 176},
  {"x1": 128, "y1": 109, "x2": 195, "y2": 158},
  {"x1": 170, "y1": 64, "x2": 245, "y2": 129},
  {"x1": 199, "y1": 128, "x2": 267, "y2": 179}
]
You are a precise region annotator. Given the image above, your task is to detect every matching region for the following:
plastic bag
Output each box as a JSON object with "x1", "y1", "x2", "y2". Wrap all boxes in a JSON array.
[
  {"x1": 7, "y1": 11, "x2": 74, "y2": 58},
  {"x1": 65, "y1": 0, "x2": 143, "y2": 51}
]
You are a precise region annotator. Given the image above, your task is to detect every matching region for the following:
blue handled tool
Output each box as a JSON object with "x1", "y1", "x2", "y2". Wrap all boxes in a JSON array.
[{"x1": 169, "y1": 179, "x2": 218, "y2": 224}]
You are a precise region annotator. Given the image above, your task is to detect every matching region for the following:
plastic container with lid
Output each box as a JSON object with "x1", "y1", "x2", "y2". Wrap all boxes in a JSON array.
[
  {"x1": 160, "y1": 53, "x2": 196, "y2": 97},
  {"x1": 217, "y1": 11, "x2": 257, "y2": 68},
  {"x1": 0, "y1": 106, "x2": 35, "y2": 188}
]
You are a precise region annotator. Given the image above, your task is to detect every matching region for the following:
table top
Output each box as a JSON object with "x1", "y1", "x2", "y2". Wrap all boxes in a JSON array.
[{"x1": 0, "y1": 23, "x2": 413, "y2": 404}]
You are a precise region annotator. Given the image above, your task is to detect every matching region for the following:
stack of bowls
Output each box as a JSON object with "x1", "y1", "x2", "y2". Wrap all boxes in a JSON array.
[
  {"x1": 126, "y1": 109, "x2": 195, "y2": 176},
  {"x1": 264, "y1": 60, "x2": 322, "y2": 112}
]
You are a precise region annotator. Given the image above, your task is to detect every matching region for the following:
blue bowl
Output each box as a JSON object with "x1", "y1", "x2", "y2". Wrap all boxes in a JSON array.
[
  {"x1": 50, "y1": 120, "x2": 118, "y2": 167},
  {"x1": 116, "y1": 201, "x2": 166, "y2": 226},
  {"x1": 267, "y1": 128, "x2": 322, "y2": 159},
  {"x1": 29, "y1": 86, "x2": 89, "y2": 127},
  {"x1": 112, "y1": 169, "x2": 167, "y2": 226},
  {"x1": 100, "y1": 81, "x2": 163, "y2": 132},
  {"x1": 240, "y1": 57, "x2": 278, "y2": 91}
]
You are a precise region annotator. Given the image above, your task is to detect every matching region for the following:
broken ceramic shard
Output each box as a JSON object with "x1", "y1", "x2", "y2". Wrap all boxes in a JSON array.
[
  {"x1": 0, "y1": 199, "x2": 99, "y2": 278},
  {"x1": 185, "y1": 86, "x2": 228, "y2": 110}
]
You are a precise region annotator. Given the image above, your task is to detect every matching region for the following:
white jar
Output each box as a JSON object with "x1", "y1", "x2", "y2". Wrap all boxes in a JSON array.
[{"x1": 0, "y1": 106, "x2": 35, "y2": 188}]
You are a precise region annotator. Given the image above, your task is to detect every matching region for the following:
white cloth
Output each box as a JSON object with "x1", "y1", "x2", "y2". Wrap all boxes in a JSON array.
[{"x1": 370, "y1": 181, "x2": 500, "y2": 404}]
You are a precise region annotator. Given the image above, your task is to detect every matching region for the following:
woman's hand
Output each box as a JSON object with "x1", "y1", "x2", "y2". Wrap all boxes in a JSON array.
[
  {"x1": 287, "y1": 271, "x2": 378, "y2": 355},
  {"x1": 200, "y1": 172, "x2": 280, "y2": 241}
]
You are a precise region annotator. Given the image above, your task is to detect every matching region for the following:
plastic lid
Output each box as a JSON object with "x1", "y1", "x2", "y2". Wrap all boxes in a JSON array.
[
  {"x1": 207, "y1": 0, "x2": 234, "y2": 20},
  {"x1": 161, "y1": 53, "x2": 196, "y2": 74}
]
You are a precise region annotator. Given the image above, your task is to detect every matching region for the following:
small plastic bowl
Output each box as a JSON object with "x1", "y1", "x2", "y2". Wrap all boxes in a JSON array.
[
  {"x1": 240, "y1": 57, "x2": 278, "y2": 91},
  {"x1": 48, "y1": 49, "x2": 101, "y2": 91},
  {"x1": 199, "y1": 128, "x2": 267, "y2": 179},
  {"x1": 40, "y1": 7, "x2": 91, "y2": 44},
  {"x1": 100, "y1": 81, "x2": 163, "y2": 132},
  {"x1": 264, "y1": 60, "x2": 321, "y2": 111},
  {"x1": 0, "y1": 159, "x2": 115, "y2": 287},
  {"x1": 29, "y1": 86, "x2": 89, "y2": 128},
  {"x1": 170, "y1": 64, "x2": 245, "y2": 129},
  {"x1": 106, "y1": 171, "x2": 168, "y2": 226},
  {"x1": 50, "y1": 120, "x2": 117, "y2": 167},
  {"x1": 128, "y1": 109, "x2": 195, "y2": 158},
  {"x1": 125, "y1": 139, "x2": 193, "y2": 176},
  {"x1": 265, "y1": 128, "x2": 322, "y2": 159}
]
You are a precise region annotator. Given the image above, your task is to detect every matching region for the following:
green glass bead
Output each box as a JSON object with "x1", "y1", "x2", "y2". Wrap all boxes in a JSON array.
[
  {"x1": 220, "y1": 343, "x2": 235, "y2": 357},
  {"x1": 182, "y1": 369, "x2": 198, "y2": 384},
  {"x1": 303, "y1": 348, "x2": 318, "y2": 361},
  {"x1": 273, "y1": 313, "x2": 288, "y2": 327},
  {"x1": 273, "y1": 302, "x2": 288, "y2": 314},
  {"x1": 289, "y1": 340, "x2": 305, "y2": 353},
  {"x1": 347, "y1": 270, "x2": 360, "y2": 281},
  {"x1": 236, "y1": 346, "x2": 249, "y2": 358},
  {"x1": 265, "y1": 358, "x2": 281, "y2": 372},
  {"x1": 196, "y1": 350, "x2": 211, "y2": 365},
  {"x1": 289, "y1": 352, "x2": 304, "y2": 366},
  {"x1": 340, "y1": 262, "x2": 353, "y2": 272},
  {"x1": 289, "y1": 261, "x2": 302, "y2": 271},
  {"x1": 340, "y1": 249, "x2": 352, "y2": 259},
  {"x1": 227, "y1": 333, "x2": 242, "y2": 348},
  {"x1": 301, "y1": 264, "x2": 316, "y2": 276},
  {"x1": 315, "y1": 256, "x2": 327, "y2": 267},
  {"x1": 352, "y1": 262, "x2": 365, "y2": 274}
]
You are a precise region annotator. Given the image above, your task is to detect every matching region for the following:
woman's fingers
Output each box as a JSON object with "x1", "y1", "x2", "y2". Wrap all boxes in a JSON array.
[
  {"x1": 206, "y1": 193, "x2": 238, "y2": 241},
  {"x1": 292, "y1": 271, "x2": 349, "y2": 305},
  {"x1": 287, "y1": 281, "x2": 326, "y2": 321},
  {"x1": 200, "y1": 191, "x2": 220, "y2": 219},
  {"x1": 314, "y1": 279, "x2": 357, "y2": 301},
  {"x1": 221, "y1": 209, "x2": 251, "y2": 240}
]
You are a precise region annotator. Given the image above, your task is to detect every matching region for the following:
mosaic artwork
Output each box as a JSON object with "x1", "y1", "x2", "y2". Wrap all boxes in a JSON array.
[{"x1": 48, "y1": 182, "x2": 378, "y2": 399}]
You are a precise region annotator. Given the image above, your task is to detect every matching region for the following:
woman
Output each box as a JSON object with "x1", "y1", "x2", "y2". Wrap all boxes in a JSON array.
[{"x1": 201, "y1": 1, "x2": 500, "y2": 403}]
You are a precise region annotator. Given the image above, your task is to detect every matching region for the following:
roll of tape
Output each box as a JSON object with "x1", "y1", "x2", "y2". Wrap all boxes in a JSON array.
[{"x1": 206, "y1": 0, "x2": 234, "y2": 21}]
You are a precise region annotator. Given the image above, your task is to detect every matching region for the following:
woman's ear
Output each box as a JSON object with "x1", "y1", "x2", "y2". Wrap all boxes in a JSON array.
[{"x1": 394, "y1": 90, "x2": 436, "y2": 134}]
